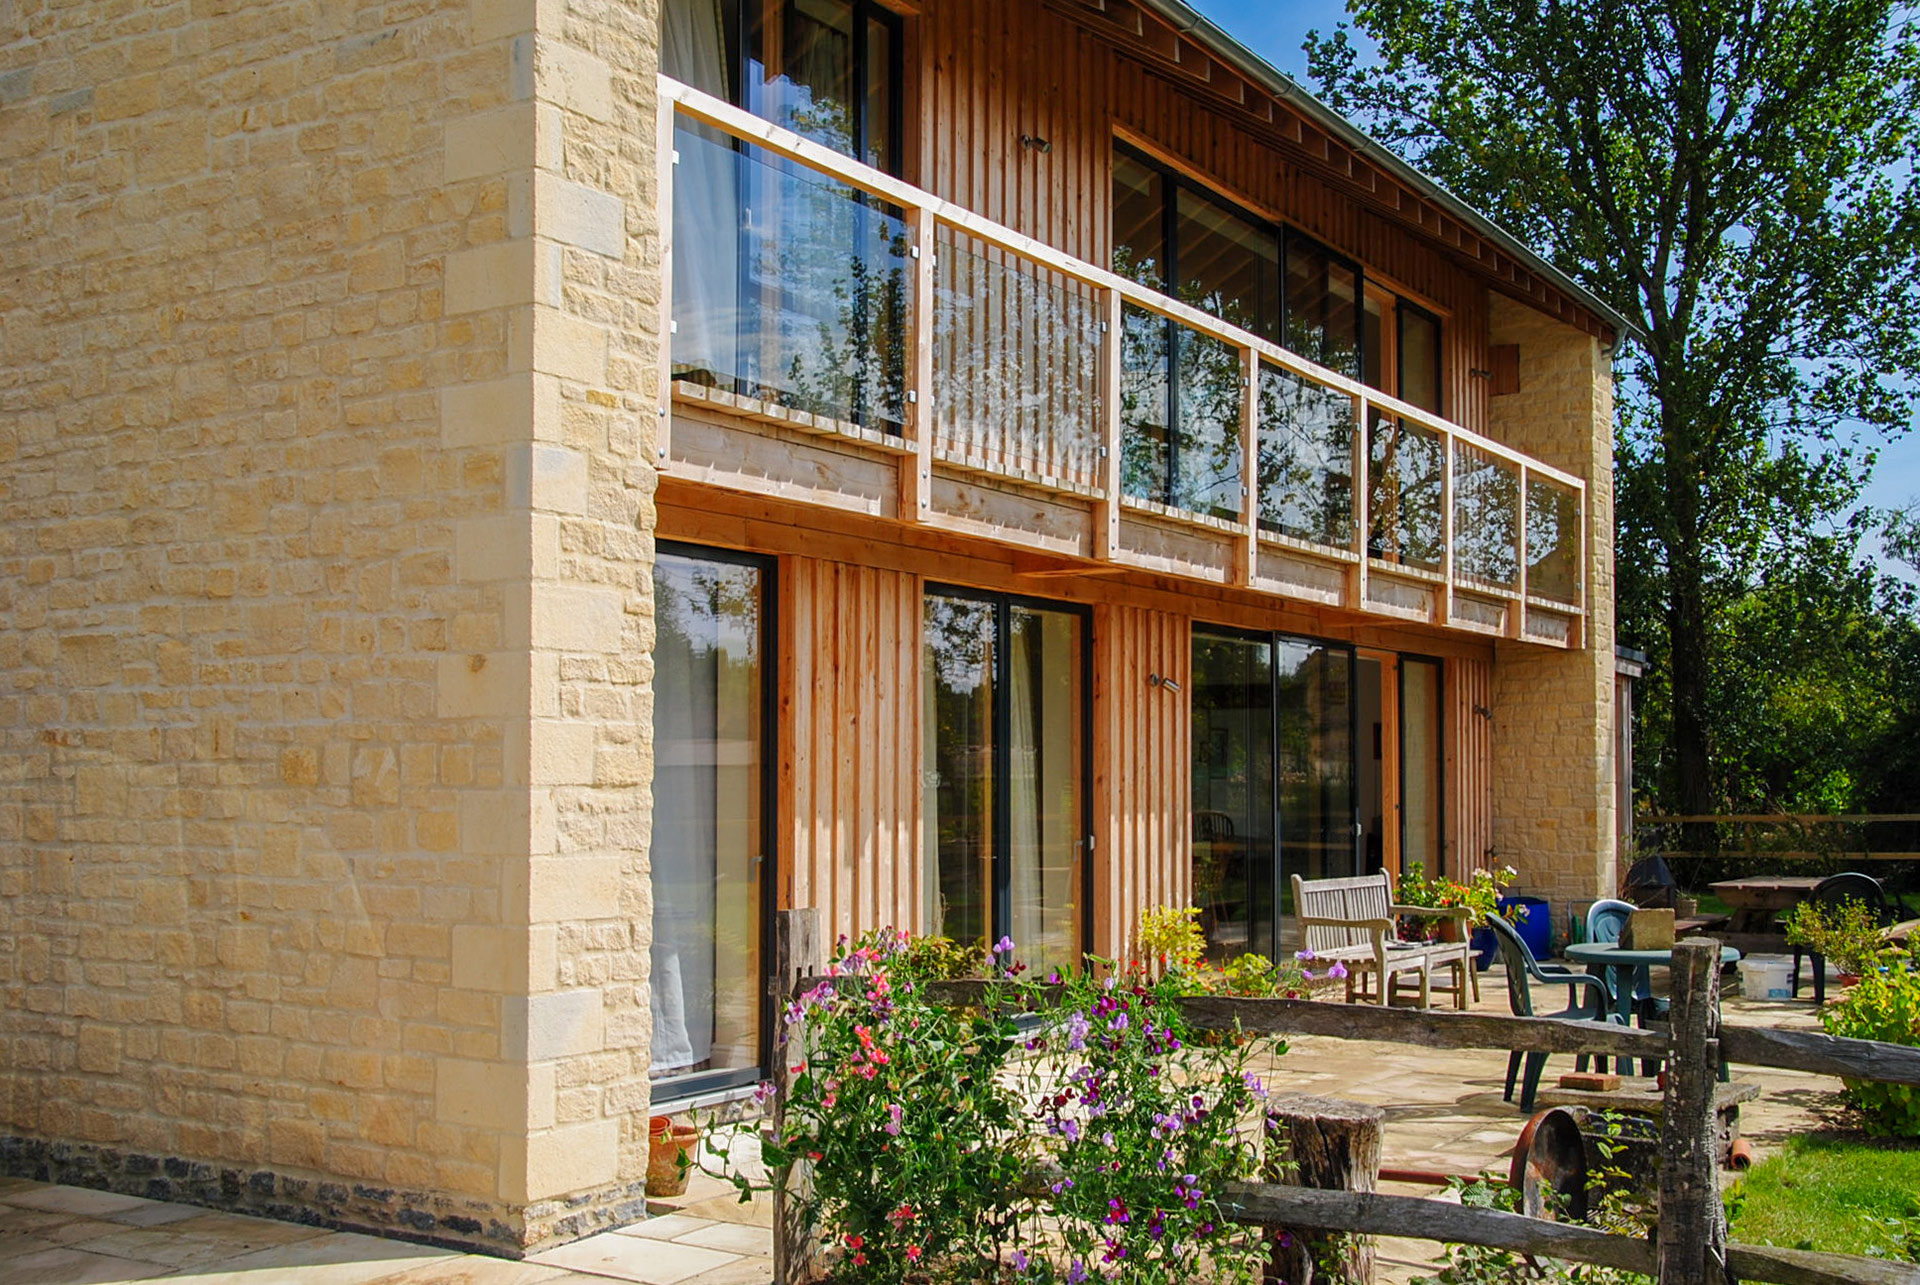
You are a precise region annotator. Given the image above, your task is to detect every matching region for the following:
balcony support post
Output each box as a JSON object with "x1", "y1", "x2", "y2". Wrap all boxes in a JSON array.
[
  {"x1": 655, "y1": 90, "x2": 678, "y2": 469},
  {"x1": 1438, "y1": 431, "x2": 1455, "y2": 628},
  {"x1": 1238, "y1": 347, "x2": 1259, "y2": 586},
  {"x1": 1510, "y1": 463, "x2": 1530, "y2": 639},
  {"x1": 1351, "y1": 396, "x2": 1370, "y2": 611},
  {"x1": 1096, "y1": 288, "x2": 1124, "y2": 562},
  {"x1": 904, "y1": 207, "x2": 937, "y2": 522}
]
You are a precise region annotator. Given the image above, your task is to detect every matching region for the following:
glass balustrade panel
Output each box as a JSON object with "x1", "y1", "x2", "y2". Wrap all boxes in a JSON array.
[
  {"x1": 1528, "y1": 475, "x2": 1583, "y2": 604},
  {"x1": 1258, "y1": 365, "x2": 1354, "y2": 548},
  {"x1": 932, "y1": 229, "x2": 1103, "y2": 491},
  {"x1": 1366, "y1": 412, "x2": 1444, "y2": 572},
  {"x1": 670, "y1": 121, "x2": 910, "y2": 431},
  {"x1": 1452, "y1": 441, "x2": 1519, "y2": 589}
]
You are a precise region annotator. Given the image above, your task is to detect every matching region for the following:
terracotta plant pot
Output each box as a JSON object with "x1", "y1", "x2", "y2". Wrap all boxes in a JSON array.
[{"x1": 647, "y1": 1115, "x2": 701, "y2": 1197}]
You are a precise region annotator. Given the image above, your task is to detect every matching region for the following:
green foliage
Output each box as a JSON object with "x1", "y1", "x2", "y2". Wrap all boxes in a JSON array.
[
  {"x1": 1306, "y1": 0, "x2": 1920, "y2": 821},
  {"x1": 727, "y1": 930, "x2": 1278, "y2": 1283},
  {"x1": 1781, "y1": 898, "x2": 1898, "y2": 977},
  {"x1": 1820, "y1": 958, "x2": 1920, "y2": 1135},
  {"x1": 1134, "y1": 905, "x2": 1315, "y2": 998},
  {"x1": 1725, "y1": 1132, "x2": 1920, "y2": 1258},
  {"x1": 1136, "y1": 905, "x2": 1208, "y2": 971},
  {"x1": 1396, "y1": 863, "x2": 1523, "y2": 933},
  {"x1": 1410, "y1": 1174, "x2": 1650, "y2": 1284}
]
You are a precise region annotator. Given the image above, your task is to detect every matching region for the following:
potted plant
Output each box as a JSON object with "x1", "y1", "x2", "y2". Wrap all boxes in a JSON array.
[
  {"x1": 1783, "y1": 899, "x2": 1897, "y2": 985},
  {"x1": 1396, "y1": 864, "x2": 1444, "y2": 942},
  {"x1": 648, "y1": 1114, "x2": 702, "y2": 1197}
]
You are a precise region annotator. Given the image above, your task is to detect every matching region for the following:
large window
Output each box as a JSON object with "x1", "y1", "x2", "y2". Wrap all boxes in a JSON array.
[
  {"x1": 665, "y1": 0, "x2": 901, "y2": 172},
  {"x1": 651, "y1": 545, "x2": 774, "y2": 1101},
  {"x1": 923, "y1": 590, "x2": 1088, "y2": 973},
  {"x1": 1191, "y1": 629, "x2": 1355, "y2": 960},
  {"x1": 1114, "y1": 146, "x2": 1388, "y2": 527},
  {"x1": 1191, "y1": 631, "x2": 1442, "y2": 958},
  {"x1": 665, "y1": 0, "x2": 908, "y2": 430}
]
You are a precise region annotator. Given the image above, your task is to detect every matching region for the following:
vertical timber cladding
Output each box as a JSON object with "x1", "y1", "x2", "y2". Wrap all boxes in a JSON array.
[
  {"x1": 1093, "y1": 605, "x2": 1193, "y2": 960},
  {"x1": 1448, "y1": 656, "x2": 1495, "y2": 877},
  {"x1": 915, "y1": 0, "x2": 1493, "y2": 436},
  {"x1": 782, "y1": 557, "x2": 924, "y2": 942}
]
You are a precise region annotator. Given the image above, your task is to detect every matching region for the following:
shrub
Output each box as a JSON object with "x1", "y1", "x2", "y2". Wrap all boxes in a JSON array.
[
  {"x1": 1819, "y1": 958, "x2": 1920, "y2": 1136},
  {"x1": 729, "y1": 929, "x2": 1281, "y2": 1283},
  {"x1": 1783, "y1": 899, "x2": 1900, "y2": 978}
]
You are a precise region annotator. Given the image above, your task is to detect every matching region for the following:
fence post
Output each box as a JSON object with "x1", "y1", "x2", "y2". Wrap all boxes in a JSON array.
[
  {"x1": 772, "y1": 908, "x2": 824, "y2": 1285},
  {"x1": 1265, "y1": 1095, "x2": 1383, "y2": 1284},
  {"x1": 1657, "y1": 938, "x2": 1728, "y2": 1285}
]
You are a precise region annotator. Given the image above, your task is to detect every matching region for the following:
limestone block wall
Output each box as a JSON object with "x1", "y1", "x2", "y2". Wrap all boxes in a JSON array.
[
  {"x1": 0, "y1": 0, "x2": 661, "y2": 1255},
  {"x1": 1485, "y1": 293, "x2": 1619, "y2": 909}
]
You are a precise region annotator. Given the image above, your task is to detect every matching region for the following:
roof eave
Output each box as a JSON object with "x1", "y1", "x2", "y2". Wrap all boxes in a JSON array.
[{"x1": 1131, "y1": 0, "x2": 1645, "y2": 345}]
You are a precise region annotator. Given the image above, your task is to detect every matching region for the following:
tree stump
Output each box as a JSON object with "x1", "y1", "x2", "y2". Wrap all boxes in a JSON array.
[{"x1": 1265, "y1": 1095, "x2": 1384, "y2": 1285}]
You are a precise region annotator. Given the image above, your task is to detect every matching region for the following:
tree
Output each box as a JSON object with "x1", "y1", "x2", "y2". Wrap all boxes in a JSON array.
[{"x1": 1307, "y1": 0, "x2": 1920, "y2": 818}]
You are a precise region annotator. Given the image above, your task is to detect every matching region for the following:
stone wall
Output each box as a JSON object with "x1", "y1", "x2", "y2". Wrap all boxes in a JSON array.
[
  {"x1": 0, "y1": 0, "x2": 661, "y2": 1254},
  {"x1": 1485, "y1": 294, "x2": 1619, "y2": 909}
]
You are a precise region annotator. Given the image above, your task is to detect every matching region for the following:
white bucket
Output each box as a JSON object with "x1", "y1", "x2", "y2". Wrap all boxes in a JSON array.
[{"x1": 1738, "y1": 955, "x2": 1794, "y2": 1000}]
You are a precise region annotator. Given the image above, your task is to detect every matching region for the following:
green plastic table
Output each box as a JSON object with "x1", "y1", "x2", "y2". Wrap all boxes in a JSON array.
[{"x1": 1563, "y1": 941, "x2": 1742, "y2": 1025}]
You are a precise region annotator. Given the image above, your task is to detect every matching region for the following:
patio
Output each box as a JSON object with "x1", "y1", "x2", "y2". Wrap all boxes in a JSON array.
[{"x1": 0, "y1": 969, "x2": 1844, "y2": 1285}]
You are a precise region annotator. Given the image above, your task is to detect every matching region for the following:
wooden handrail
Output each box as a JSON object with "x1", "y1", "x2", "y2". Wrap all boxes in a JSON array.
[
  {"x1": 662, "y1": 75, "x2": 1590, "y2": 626},
  {"x1": 658, "y1": 77, "x2": 1586, "y2": 493}
]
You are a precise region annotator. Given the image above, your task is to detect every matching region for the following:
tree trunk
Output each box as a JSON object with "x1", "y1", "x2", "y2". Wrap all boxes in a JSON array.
[
  {"x1": 1265, "y1": 1095, "x2": 1384, "y2": 1284},
  {"x1": 1665, "y1": 514, "x2": 1717, "y2": 856}
]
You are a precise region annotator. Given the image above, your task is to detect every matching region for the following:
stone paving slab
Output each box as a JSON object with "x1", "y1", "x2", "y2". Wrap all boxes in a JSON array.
[{"x1": 0, "y1": 966, "x2": 1850, "y2": 1285}]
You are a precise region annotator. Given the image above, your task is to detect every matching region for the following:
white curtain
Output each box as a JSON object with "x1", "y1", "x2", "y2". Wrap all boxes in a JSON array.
[{"x1": 663, "y1": 0, "x2": 740, "y2": 388}]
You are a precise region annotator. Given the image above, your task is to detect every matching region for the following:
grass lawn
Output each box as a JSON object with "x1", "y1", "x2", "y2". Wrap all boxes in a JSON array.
[{"x1": 1727, "y1": 1131, "x2": 1920, "y2": 1259}]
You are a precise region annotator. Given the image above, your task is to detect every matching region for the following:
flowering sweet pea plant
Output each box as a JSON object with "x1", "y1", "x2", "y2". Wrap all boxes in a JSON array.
[{"x1": 725, "y1": 928, "x2": 1281, "y2": 1283}]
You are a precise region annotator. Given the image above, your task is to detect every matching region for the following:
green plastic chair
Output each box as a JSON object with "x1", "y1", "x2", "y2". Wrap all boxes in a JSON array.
[{"x1": 1487, "y1": 913, "x2": 1622, "y2": 1111}]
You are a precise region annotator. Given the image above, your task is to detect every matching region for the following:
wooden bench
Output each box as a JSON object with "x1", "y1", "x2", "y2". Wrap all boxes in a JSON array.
[{"x1": 1292, "y1": 872, "x2": 1478, "y2": 1009}]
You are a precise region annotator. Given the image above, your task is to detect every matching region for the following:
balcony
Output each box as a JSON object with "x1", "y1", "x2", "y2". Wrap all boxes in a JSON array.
[{"x1": 655, "y1": 77, "x2": 1587, "y2": 648}]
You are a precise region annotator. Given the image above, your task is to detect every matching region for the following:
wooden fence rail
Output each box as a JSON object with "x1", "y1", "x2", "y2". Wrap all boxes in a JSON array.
[{"x1": 769, "y1": 909, "x2": 1920, "y2": 1285}]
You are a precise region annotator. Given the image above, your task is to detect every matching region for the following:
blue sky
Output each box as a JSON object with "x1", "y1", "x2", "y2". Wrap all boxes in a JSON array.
[{"x1": 1191, "y1": 0, "x2": 1920, "y2": 540}]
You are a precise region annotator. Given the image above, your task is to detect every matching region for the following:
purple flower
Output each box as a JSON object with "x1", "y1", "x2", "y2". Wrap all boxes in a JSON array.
[
  {"x1": 1011, "y1": 1250, "x2": 1030, "y2": 1273},
  {"x1": 1061, "y1": 1119, "x2": 1081, "y2": 1143},
  {"x1": 884, "y1": 1102, "x2": 903, "y2": 1136},
  {"x1": 753, "y1": 1080, "x2": 777, "y2": 1105},
  {"x1": 1243, "y1": 1072, "x2": 1267, "y2": 1098},
  {"x1": 1110, "y1": 1010, "x2": 1129, "y2": 1033},
  {"x1": 994, "y1": 935, "x2": 1015, "y2": 955},
  {"x1": 1065, "y1": 1010, "x2": 1090, "y2": 1051},
  {"x1": 1295, "y1": 949, "x2": 1316, "y2": 962},
  {"x1": 1067, "y1": 1258, "x2": 1088, "y2": 1284}
]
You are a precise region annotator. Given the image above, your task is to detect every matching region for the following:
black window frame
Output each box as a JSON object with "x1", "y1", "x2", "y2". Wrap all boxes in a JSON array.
[
  {"x1": 1112, "y1": 142, "x2": 1369, "y2": 511},
  {"x1": 923, "y1": 584, "x2": 1095, "y2": 962},
  {"x1": 650, "y1": 539, "x2": 781, "y2": 1106}
]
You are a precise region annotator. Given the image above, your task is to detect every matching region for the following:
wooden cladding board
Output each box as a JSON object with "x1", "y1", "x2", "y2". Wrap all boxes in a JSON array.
[
  {"x1": 663, "y1": 488, "x2": 1497, "y2": 954},
  {"x1": 1448, "y1": 655, "x2": 1494, "y2": 876},
  {"x1": 910, "y1": 0, "x2": 1496, "y2": 437},
  {"x1": 782, "y1": 557, "x2": 924, "y2": 942},
  {"x1": 1093, "y1": 603, "x2": 1193, "y2": 959}
]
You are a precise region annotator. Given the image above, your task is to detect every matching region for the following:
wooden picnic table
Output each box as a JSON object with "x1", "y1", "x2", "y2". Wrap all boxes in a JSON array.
[{"x1": 1708, "y1": 875, "x2": 1824, "y2": 933}]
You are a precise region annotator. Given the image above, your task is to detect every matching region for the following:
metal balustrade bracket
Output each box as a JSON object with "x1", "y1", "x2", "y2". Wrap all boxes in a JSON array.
[{"x1": 670, "y1": 150, "x2": 680, "y2": 165}]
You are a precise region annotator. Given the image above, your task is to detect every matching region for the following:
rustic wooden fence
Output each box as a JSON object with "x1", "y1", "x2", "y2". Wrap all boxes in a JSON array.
[
  {"x1": 1636, "y1": 812, "x2": 1920, "y2": 863},
  {"x1": 768, "y1": 909, "x2": 1920, "y2": 1285}
]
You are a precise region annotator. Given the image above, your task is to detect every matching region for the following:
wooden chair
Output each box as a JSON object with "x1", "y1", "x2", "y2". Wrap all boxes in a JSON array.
[{"x1": 1291, "y1": 871, "x2": 1476, "y2": 1009}]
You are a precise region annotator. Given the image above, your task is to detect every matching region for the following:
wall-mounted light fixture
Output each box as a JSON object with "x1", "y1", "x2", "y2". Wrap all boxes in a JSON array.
[
  {"x1": 1019, "y1": 133, "x2": 1053, "y2": 153},
  {"x1": 1148, "y1": 672, "x2": 1182, "y2": 694}
]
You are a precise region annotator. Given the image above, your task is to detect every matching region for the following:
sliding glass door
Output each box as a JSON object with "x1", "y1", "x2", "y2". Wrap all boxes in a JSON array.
[
  {"x1": 1191, "y1": 633, "x2": 1276, "y2": 962},
  {"x1": 924, "y1": 590, "x2": 1088, "y2": 973},
  {"x1": 650, "y1": 545, "x2": 772, "y2": 1100},
  {"x1": 1192, "y1": 629, "x2": 1356, "y2": 960}
]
